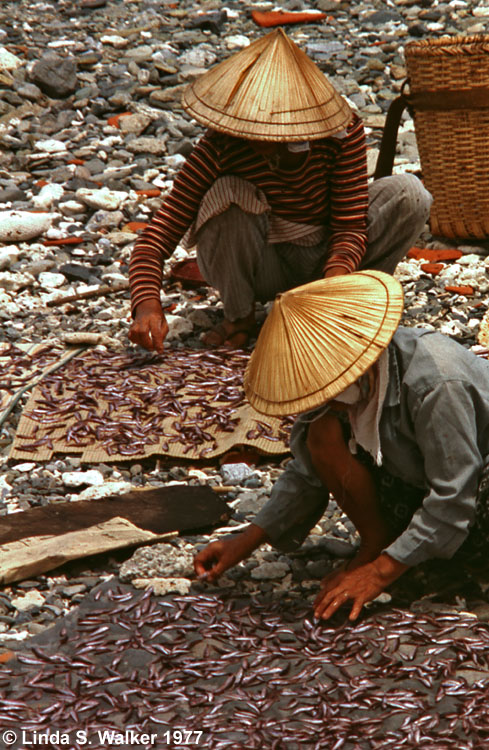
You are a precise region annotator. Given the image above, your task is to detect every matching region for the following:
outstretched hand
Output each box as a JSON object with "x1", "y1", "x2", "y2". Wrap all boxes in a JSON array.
[
  {"x1": 314, "y1": 554, "x2": 408, "y2": 622},
  {"x1": 194, "y1": 524, "x2": 269, "y2": 583},
  {"x1": 129, "y1": 299, "x2": 168, "y2": 354}
]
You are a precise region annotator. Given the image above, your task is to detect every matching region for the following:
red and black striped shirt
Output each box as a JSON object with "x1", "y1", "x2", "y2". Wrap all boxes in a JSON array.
[{"x1": 129, "y1": 114, "x2": 368, "y2": 313}]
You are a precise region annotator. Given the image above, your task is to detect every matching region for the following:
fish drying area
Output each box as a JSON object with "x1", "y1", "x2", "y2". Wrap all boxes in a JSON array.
[{"x1": 2, "y1": 0, "x2": 489, "y2": 748}]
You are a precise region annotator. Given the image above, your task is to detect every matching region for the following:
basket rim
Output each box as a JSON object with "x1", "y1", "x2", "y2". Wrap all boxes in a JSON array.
[{"x1": 406, "y1": 34, "x2": 489, "y2": 56}]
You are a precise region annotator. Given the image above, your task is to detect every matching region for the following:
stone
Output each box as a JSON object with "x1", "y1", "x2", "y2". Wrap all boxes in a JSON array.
[
  {"x1": 233, "y1": 492, "x2": 263, "y2": 515},
  {"x1": 101, "y1": 35, "x2": 129, "y2": 49},
  {"x1": 126, "y1": 136, "x2": 169, "y2": 155},
  {"x1": 306, "y1": 560, "x2": 331, "y2": 578},
  {"x1": 124, "y1": 45, "x2": 154, "y2": 64},
  {"x1": 16, "y1": 83, "x2": 43, "y2": 101},
  {"x1": 38, "y1": 272, "x2": 66, "y2": 289},
  {"x1": 118, "y1": 113, "x2": 152, "y2": 135},
  {"x1": 220, "y1": 463, "x2": 254, "y2": 485},
  {"x1": 373, "y1": 592, "x2": 392, "y2": 604},
  {"x1": 58, "y1": 263, "x2": 97, "y2": 283},
  {"x1": 320, "y1": 538, "x2": 356, "y2": 558},
  {"x1": 60, "y1": 584, "x2": 87, "y2": 597},
  {"x1": 366, "y1": 10, "x2": 403, "y2": 24},
  {"x1": 59, "y1": 200, "x2": 86, "y2": 216},
  {"x1": 0, "y1": 245, "x2": 20, "y2": 271},
  {"x1": 225, "y1": 35, "x2": 250, "y2": 50},
  {"x1": 11, "y1": 590, "x2": 45, "y2": 611},
  {"x1": 132, "y1": 577, "x2": 192, "y2": 595},
  {"x1": 34, "y1": 139, "x2": 67, "y2": 154},
  {"x1": 75, "y1": 187, "x2": 127, "y2": 210},
  {"x1": 0, "y1": 186, "x2": 26, "y2": 202},
  {"x1": 0, "y1": 271, "x2": 34, "y2": 291},
  {"x1": 178, "y1": 46, "x2": 217, "y2": 67},
  {"x1": 119, "y1": 541, "x2": 195, "y2": 581},
  {"x1": 0, "y1": 47, "x2": 23, "y2": 72},
  {"x1": 75, "y1": 481, "x2": 133, "y2": 501},
  {"x1": 251, "y1": 562, "x2": 290, "y2": 580},
  {"x1": 30, "y1": 54, "x2": 78, "y2": 99},
  {"x1": 165, "y1": 313, "x2": 193, "y2": 340},
  {"x1": 0, "y1": 210, "x2": 53, "y2": 241},
  {"x1": 149, "y1": 86, "x2": 187, "y2": 105},
  {"x1": 32, "y1": 183, "x2": 64, "y2": 209},
  {"x1": 61, "y1": 470, "x2": 105, "y2": 487}
]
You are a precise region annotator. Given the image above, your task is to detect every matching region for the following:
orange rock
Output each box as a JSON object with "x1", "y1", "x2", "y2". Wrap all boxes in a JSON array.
[
  {"x1": 36, "y1": 179, "x2": 48, "y2": 188},
  {"x1": 0, "y1": 651, "x2": 15, "y2": 663},
  {"x1": 43, "y1": 237, "x2": 84, "y2": 246},
  {"x1": 123, "y1": 221, "x2": 148, "y2": 232},
  {"x1": 107, "y1": 112, "x2": 133, "y2": 128},
  {"x1": 445, "y1": 285, "x2": 474, "y2": 295},
  {"x1": 67, "y1": 158, "x2": 85, "y2": 166},
  {"x1": 136, "y1": 188, "x2": 161, "y2": 198},
  {"x1": 251, "y1": 9, "x2": 328, "y2": 27},
  {"x1": 408, "y1": 247, "x2": 462, "y2": 262},
  {"x1": 421, "y1": 262, "x2": 444, "y2": 275}
]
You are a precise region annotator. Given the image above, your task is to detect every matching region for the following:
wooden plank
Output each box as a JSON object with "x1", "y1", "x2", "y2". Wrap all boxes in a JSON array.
[
  {"x1": 0, "y1": 485, "x2": 229, "y2": 584},
  {"x1": 0, "y1": 518, "x2": 177, "y2": 584},
  {"x1": 0, "y1": 485, "x2": 229, "y2": 545}
]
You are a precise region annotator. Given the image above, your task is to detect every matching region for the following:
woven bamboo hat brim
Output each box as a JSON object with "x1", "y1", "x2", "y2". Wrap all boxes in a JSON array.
[
  {"x1": 244, "y1": 271, "x2": 404, "y2": 416},
  {"x1": 182, "y1": 28, "x2": 352, "y2": 141}
]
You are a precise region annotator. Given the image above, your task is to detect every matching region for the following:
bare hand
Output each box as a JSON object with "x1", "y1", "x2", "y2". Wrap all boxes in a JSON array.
[
  {"x1": 194, "y1": 525, "x2": 268, "y2": 583},
  {"x1": 129, "y1": 299, "x2": 168, "y2": 354},
  {"x1": 313, "y1": 554, "x2": 408, "y2": 622}
]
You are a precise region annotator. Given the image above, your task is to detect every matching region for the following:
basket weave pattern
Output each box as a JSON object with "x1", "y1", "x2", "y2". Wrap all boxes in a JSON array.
[{"x1": 405, "y1": 35, "x2": 489, "y2": 239}]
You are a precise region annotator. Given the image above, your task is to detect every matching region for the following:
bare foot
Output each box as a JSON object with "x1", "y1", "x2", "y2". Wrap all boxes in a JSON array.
[{"x1": 203, "y1": 312, "x2": 255, "y2": 348}]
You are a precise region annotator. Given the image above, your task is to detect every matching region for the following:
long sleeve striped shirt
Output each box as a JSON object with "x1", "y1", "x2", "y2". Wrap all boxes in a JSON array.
[{"x1": 129, "y1": 114, "x2": 368, "y2": 314}]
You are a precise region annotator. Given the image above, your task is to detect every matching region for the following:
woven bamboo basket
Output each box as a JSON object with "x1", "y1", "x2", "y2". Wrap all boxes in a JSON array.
[{"x1": 404, "y1": 35, "x2": 489, "y2": 239}]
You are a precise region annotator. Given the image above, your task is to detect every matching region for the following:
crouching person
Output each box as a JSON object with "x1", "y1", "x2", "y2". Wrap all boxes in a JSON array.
[{"x1": 194, "y1": 271, "x2": 489, "y2": 621}]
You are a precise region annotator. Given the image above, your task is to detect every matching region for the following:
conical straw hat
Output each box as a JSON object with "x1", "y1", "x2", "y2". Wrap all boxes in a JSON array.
[
  {"x1": 244, "y1": 270, "x2": 404, "y2": 416},
  {"x1": 182, "y1": 28, "x2": 352, "y2": 141}
]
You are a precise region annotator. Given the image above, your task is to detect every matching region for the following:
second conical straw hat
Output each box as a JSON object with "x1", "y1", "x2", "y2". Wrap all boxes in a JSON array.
[
  {"x1": 182, "y1": 28, "x2": 352, "y2": 141},
  {"x1": 244, "y1": 271, "x2": 404, "y2": 416}
]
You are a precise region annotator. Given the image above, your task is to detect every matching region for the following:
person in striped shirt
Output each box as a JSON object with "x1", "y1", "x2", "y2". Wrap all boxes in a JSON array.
[{"x1": 129, "y1": 29, "x2": 432, "y2": 351}]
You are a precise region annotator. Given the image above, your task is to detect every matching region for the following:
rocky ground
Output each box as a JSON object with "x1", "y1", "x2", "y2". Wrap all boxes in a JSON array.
[{"x1": 1, "y1": 0, "x2": 489, "y2": 747}]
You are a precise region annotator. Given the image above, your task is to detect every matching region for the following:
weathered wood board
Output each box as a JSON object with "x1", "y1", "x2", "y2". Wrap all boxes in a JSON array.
[{"x1": 0, "y1": 485, "x2": 229, "y2": 584}]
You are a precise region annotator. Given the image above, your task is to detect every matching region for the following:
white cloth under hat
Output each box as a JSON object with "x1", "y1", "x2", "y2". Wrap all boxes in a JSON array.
[{"x1": 335, "y1": 350, "x2": 390, "y2": 465}]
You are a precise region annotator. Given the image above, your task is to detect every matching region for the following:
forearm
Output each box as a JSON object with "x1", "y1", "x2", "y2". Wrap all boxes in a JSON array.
[
  {"x1": 323, "y1": 233, "x2": 367, "y2": 274},
  {"x1": 315, "y1": 449, "x2": 393, "y2": 554},
  {"x1": 238, "y1": 523, "x2": 270, "y2": 551}
]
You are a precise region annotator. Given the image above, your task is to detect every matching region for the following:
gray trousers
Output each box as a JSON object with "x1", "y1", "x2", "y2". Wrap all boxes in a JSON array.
[{"x1": 196, "y1": 174, "x2": 433, "y2": 321}]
